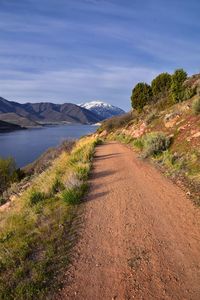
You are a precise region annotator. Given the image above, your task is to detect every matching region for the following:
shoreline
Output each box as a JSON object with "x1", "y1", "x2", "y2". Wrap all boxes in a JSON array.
[
  {"x1": 0, "y1": 121, "x2": 100, "y2": 134},
  {"x1": 0, "y1": 124, "x2": 99, "y2": 167}
]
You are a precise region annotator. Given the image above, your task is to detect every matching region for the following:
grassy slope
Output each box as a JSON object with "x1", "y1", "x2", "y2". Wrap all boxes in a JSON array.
[
  {"x1": 99, "y1": 96, "x2": 200, "y2": 204},
  {"x1": 0, "y1": 136, "x2": 99, "y2": 299}
]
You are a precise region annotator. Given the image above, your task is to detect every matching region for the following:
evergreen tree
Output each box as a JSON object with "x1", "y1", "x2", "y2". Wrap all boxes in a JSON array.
[
  {"x1": 170, "y1": 69, "x2": 187, "y2": 102},
  {"x1": 131, "y1": 83, "x2": 152, "y2": 110}
]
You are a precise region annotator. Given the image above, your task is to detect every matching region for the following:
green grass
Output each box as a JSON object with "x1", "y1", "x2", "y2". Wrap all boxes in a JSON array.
[
  {"x1": 29, "y1": 190, "x2": 46, "y2": 206},
  {"x1": 62, "y1": 183, "x2": 89, "y2": 205},
  {"x1": 50, "y1": 177, "x2": 65, "y2": 194},
  {"x1": 154, "y1": 150, "x2": 185, "y2": 172},
  {"x1": 132, "y1": 138, "x2": 144, "y2": 150},
  {"x1": 0, "y1": 136, "x2": 99, "y2": 299}
]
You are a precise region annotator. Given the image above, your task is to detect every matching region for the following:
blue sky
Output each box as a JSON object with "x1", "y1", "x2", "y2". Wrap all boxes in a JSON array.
[{"x1": 0, "y1": 0, "x2": 199, "y2": 110}]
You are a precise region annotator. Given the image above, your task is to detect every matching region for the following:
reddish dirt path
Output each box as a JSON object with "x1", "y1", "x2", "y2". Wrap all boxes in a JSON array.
[{"x1": 57, "y1": 142, "x2": 200, "y2": 300}]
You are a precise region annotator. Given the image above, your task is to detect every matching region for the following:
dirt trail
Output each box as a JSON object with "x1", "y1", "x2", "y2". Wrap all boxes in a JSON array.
[{"x1": 57, "y1": 142, "x2": 200, "y2": 300}]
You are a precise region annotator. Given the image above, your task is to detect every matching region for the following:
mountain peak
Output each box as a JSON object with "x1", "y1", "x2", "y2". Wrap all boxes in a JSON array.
[
  {"x1": 80, "y1": 100, "x2": 112, "y2": 109},
  {"x1": 79, "y1": 100, "x2": 125, "y2": 120}
]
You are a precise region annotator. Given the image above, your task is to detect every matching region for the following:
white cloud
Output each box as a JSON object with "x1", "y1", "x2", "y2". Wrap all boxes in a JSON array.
[
  {"x1": 0, "y1": 0, "x2": 199, "y2": 111},
  {"x1": 0, "y1": 65, "x2": 159, "y2": 110}
]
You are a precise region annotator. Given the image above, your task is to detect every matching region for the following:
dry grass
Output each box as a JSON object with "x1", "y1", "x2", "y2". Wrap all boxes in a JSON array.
[{"x1": 0, "y1": 136, "x2": 99, "y2": 299}]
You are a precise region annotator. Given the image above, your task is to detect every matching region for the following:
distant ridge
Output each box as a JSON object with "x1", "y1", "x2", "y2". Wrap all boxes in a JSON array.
[
  {"x1": 0, "y1": 97, "x2": 125, "y2": 130},
  {"x1": 0, "y1": 97, "x2": 101, "y2": 128},
  {"x1": 0, "y1": 120, "x2": 24, "y2": 132}
]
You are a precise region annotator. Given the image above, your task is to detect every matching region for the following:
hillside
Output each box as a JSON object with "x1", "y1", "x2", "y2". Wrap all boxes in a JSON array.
[
  {"x1": 0, "y1": 120, "x2": 24, "y2": 132},
  {"x1": 98, "y1": 71, "x2": 200, "y2": 203},
  {"x1": 0, "y1": 97, "x2": 101, "y2": 127}
]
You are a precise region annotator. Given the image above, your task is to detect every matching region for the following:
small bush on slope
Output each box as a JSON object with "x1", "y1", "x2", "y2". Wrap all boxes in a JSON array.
[
  {"x1": 140, "y1": 132, "x2": 171, "y2": 158},
  {"x1": 29, "y1": 190, "x2": 45, "y2": 206},
  {"x1": 192, "y1": 98, "x2": 200, "y2": 114},
  {"x1": 0, "y1": 196, "x2": 6, "y2": 205},
  {"x1": 0, "y1": 136, "x2": 99, "y2": 300},
  {"x1": 133, "y1": 138, "x2": 144, "y2": 150},
  {"x1": 62, "y1": 183, "x2": 88, "y2": 205},
  {"x1": 108, "y1": 132, "x2": 171, "y2": 158},
  {"x1": 51, "y1": 177, "x2": 65, "y2": 194},
  {"x1": 0, "y1": 157, "x2": 23, "y2": 197}
]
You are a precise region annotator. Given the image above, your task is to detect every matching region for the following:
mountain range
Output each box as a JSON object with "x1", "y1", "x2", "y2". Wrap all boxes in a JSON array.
[{"x1": 0, "y1": 97, "x2": 125, "y2": 129}]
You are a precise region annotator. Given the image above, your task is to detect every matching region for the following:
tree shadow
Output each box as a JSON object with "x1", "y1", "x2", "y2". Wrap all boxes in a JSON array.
[
  {"x1": 94, "y1": 153, "x2": 122, "y2": 160},
  {"x1": 84, "y1": 191, "x2": 109, "y2": 202},
  {"x1": 87, "y1": 176, "x2": 125, "y2": 196},
  {"x1": 90, "y1": 169, "x2": 116, "y2": 179}
]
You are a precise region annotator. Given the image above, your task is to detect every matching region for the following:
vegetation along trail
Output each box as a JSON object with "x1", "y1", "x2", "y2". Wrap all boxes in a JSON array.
[{"x1": 58, "y1": 141, "x2": 200, "y2": 300}]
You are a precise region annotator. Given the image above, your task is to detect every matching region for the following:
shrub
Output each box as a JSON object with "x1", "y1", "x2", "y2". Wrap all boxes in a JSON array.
[
  {"x1": 29, "y1": 190, "x2": 45, "y2": 205},
  {"x1": 131, "y1": 82, "x2": 153, "y2": 111},
  {"x1": 183, "y1": 87, "x2": 196, "y2": 101},
  {"x1": 151, "y1": 72, "x2": 171, "y2": 98},
  {"x1": 75, "y1": 164, "x2": 90, "y2": 180},
  {"x1": 192, "y1": 98, "x2": 200, "y2": 114},
  {"x1": 0, "y1": 196, "x2": 6, "y2": 205},
  {"x1": 93, "y1": 138, "x2": 103, "y2": 146},
  {"x1": 51, "y1": 178, "x2": 65, "y2": 194},
  {"x1": 142, "y1": 132, "x2": 171, "y2": 157},
  {"x1": 170, "y1": 69, "x2": 188, "y2": 103},
  {"x1": 158, "y1": 150, "x2": 186, "y2": 171},
  {"x1": 0, "y1": 157, "x2": 18, "y2": 195},
  {"x1": 62, "y1": 183, "x2": 88, "y2": 205},
  {"x1": 133, "y1": 138, "x2": 144, "y2": 150}
]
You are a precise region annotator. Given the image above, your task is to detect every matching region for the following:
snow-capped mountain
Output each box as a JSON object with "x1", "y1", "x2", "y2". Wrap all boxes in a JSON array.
[{"x1": 79, "y1": 101, "x2": 125, "y2": 120}]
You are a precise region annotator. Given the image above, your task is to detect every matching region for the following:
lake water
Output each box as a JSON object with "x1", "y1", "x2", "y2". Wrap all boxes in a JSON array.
[{"x1": 0, "y1": 124, "x2": 97, "y2": 167}]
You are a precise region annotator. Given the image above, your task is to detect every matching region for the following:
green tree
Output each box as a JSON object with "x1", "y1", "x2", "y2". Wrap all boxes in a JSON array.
[
  {"x1": 151, "y1": 72, "x2": 171, "y2": 98},
  {"x1": 131, "y1": 82, "x2": 152, "y2": 111},
  {"x1": 170, "y1": 68, "x2": 187, "y2": 102}
]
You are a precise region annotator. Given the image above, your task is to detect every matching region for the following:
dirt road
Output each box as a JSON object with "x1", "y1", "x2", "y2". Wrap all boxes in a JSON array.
[{"x1": 57, "y1": 142, "x2": 200, "y2": 300}]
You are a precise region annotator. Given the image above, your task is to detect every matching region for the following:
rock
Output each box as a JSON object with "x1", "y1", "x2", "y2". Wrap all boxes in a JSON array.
[
  {"x1": 99, "y1": 130, "x2": 107, "y2": 137},
  {"x1": 187, "y1": 131, "x2": 200, "y2": 142},
  {"x1": 164, "y1": 112, "x2": 180, "y2": 122},
  {"x1": 130, "y1": 122, "x2": 147, "y2": 138},
  {"x1": 192, "y1": 132, "x2": 200, "y2": 138},
  {"x1": 164, "y1": 115, "x2": 180, "y2": 128}
]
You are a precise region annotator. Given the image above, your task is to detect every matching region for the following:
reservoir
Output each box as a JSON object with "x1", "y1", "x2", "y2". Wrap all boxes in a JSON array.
[{"x1": 0, "y1": 124, "x2": 97, "y2": 167}]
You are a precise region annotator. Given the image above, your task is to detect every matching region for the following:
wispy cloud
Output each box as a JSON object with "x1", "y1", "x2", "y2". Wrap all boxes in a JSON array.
[
  {"x1": 0, "y1": 0, "x2": 199, "y2": 109},
  {"x1": 0, "y1": 65, "x2": 159, "y2": 110}
]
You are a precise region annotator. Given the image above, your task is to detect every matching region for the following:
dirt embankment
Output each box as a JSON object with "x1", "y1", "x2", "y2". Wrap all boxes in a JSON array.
[{"x1": 57, "y1": 142, "x2": 200, "y2": 300}]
